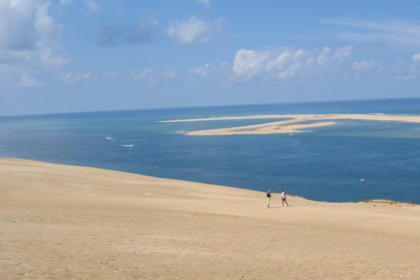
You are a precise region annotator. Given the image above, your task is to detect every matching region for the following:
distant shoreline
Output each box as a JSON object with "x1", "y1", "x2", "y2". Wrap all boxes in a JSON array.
[{"x1": 161, "y1": 113, "x2": 420, "y2": 135}]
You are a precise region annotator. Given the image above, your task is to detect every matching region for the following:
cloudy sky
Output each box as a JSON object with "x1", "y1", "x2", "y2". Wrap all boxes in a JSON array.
[{"x1": 1, "y1": 0, "x2": 420, "y2": 116}]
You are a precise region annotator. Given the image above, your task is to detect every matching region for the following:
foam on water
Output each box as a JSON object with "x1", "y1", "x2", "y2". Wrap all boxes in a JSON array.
[{"x1": 120, "y1": 144, "x2": 134, "y2": 148}]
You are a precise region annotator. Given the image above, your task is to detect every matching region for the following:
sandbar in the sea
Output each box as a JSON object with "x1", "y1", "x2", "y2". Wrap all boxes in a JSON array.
[{"x1": 160, "y1": 114, "x2": 420, "y2": 135}]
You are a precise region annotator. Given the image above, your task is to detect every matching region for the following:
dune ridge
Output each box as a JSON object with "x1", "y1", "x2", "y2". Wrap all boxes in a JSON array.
[{"x1": 1, "y1": 158, "x2": 420, "y2": 279}]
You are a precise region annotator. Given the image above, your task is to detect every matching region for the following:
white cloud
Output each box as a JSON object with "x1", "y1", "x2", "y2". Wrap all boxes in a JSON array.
[
  {"x1": 0, "y1": 0, "x2": 68, "y2": 86},
  {"x1": 40, "y1": 48, "x2": 71, "y2": 67},
  {"x1": 323, "y1": 19, "x2": 420, "y2": 47},
  {"x1": 0, "y1": 0, "x2": 57, "y2": 51},
  {"x1": 83, "y1": 0, "x2": 101, "y2": 13},
  {"x1": 351, "y1": 59, "x2": 384, "y2": 80},
  {"x1": 352, "y1": 59, "x2": 376, "y2": 73},
  {"x1": 60, "y1": 72, "x2": 92, "y2": 84},
  {"x1": 350, "y1": 57, "x2": 420, "y2": 81},
  {"x1": 233, "y1": 46, "x2": 353, "y2": 81},
  {"x1": 167, "y1": 17, "x2": 222, "y2": 44},
  {"x1": 233, "y1": 50, "x2": 270, "y2": 79},
  {"x1": 331, "y1": 45, "x2": 353, "y2": 63},
  {"x1": 17, "y1": 74, "x2": 42, "y2": 87},
  {"x1": 130, "y1": 68, "x2": 155, "y2": 84},
  {"x1": 413, "y1": 53, "x2": 420, "y2": 63},
  {"x1": 190, "y1": 63, "x2": 212, "y2": 77}
]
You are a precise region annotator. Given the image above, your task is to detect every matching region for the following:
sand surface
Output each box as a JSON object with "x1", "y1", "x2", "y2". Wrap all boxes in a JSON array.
[
  {"x1": 161, "y1": 114, "x2": 420, "y2": 135},
  {"x1": 1, "y1": 158, "x2": 420, "y2": 279}
]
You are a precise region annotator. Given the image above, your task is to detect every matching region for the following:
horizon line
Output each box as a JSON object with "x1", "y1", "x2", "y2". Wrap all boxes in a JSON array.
[{"x1": 1, "y1": 96, "x2": 420, "y2": 119}]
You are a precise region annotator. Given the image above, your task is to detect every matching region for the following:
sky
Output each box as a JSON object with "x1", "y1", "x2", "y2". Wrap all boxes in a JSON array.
[{"x1": 1, "y1": 0, "x2": 420, "y2": 116}]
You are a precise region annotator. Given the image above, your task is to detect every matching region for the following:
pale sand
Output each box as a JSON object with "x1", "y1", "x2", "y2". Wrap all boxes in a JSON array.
[
  {"x1": 160, "y1": 114, "x2": 420, "y2": 135},
  {"x1": 1, "y1": 158, "x2": 420, "y2": 279}
]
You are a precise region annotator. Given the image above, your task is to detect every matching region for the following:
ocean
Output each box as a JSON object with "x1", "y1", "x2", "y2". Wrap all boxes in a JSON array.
[{"x1": 1, "y1": 98, "x2": 420, "y2": 203}]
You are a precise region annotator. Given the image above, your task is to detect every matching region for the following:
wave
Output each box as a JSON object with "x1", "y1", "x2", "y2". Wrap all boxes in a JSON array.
[
  {"x1": 105, "y1": 137, "x2": 113, "y2": 141},
  {"x1": 120, "y1": 144, "x2": 134, "y2": 148}
]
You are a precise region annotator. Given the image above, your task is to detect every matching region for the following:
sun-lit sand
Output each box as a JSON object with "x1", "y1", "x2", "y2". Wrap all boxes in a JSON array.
[
  {"x1": 160, "y1": 114, "x2": 420, "y2": 135},
  {"x1": 1, "y1": 158, "x2": 420, "y2": 279}
]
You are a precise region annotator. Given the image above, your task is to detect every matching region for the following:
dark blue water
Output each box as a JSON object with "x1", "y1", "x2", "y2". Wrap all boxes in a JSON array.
[{"x1": 1, "y1": 98, "x2": 420, "y2": 203}]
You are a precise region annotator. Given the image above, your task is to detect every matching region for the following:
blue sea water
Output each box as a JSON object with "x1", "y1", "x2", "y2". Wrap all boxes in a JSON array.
[{"x1": 1, "y1": 98, "x2": 420, "y2": 203}]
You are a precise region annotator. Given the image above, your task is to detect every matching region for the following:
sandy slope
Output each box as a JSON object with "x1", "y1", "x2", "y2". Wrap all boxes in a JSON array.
[
  {"x1": 160, "y1": 114, "x2": 420, "y2": 135},
  {"x1": 1, "y1": 158, "x2": 420, "y2": 279}
]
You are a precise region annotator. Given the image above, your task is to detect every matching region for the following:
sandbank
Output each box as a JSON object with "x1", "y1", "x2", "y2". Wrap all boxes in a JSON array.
[
  {"x1": 161, "y1": 114, "x2": 420, "y2": 135},
  {"x1": 1, "y1": 158, "x2": 420, "y2": 279}
]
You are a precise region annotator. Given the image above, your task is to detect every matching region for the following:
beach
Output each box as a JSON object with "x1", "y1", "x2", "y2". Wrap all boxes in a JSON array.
[
  {"x1": 1, "y1": 158, "x2": 420, "y2": 279},
  {"x1": 161, "y1": 114, "x2": 420, "y2": 135}
]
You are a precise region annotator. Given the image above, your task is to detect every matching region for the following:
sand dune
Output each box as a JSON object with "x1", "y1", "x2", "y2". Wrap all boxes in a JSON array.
[
  {"x1": 1, "y1": 158, "x2": 420, "y2": 279},
  {"x1": 160, "y1": 114, "x2": 420, "y2": 135}
]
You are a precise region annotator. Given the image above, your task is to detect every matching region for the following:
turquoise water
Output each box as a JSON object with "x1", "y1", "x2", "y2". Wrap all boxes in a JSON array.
[{"x1": 1, "y1": 98, "x2": 420, "y2": 203}]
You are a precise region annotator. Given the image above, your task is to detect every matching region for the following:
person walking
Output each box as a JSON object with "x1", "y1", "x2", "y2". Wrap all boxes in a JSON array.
[
  {"x1": 266, "y1": 190, "x2": 272, "y2": 208},
  {"x1": 281, "y1": 189, "x2": 289, "y2": 207}
]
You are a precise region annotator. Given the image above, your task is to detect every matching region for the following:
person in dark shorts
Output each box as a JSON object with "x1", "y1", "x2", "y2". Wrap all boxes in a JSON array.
[
  {"x1": 281, "y1": 189, "x2": 289, "y2": 207},
  {"x1": 266, "y1": 190, "x2": 272, "y2": 208}
]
